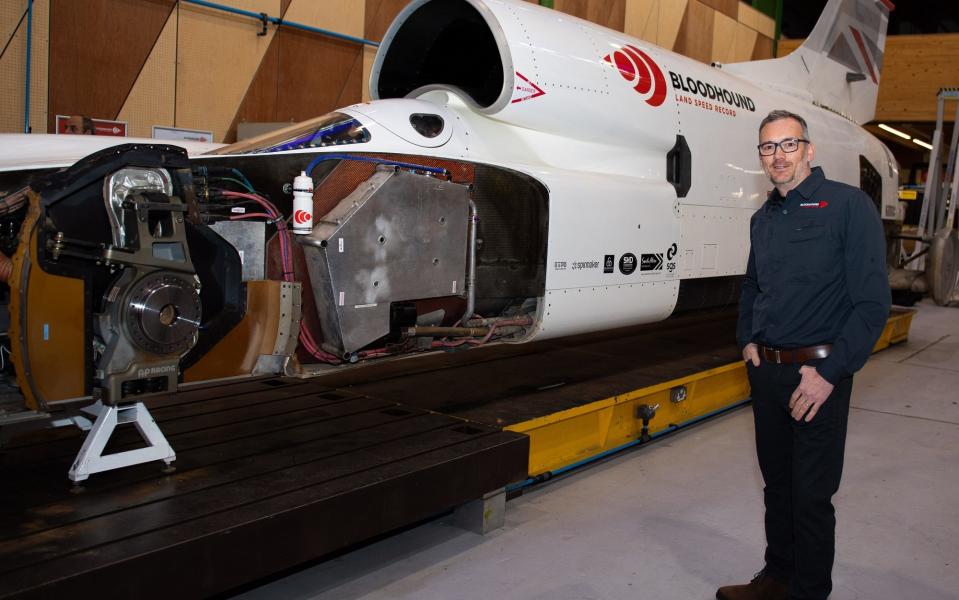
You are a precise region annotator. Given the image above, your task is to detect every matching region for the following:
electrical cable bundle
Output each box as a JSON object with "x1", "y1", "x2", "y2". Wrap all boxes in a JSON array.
[{"x1": 211, "y1": 184, "x2": 341, "y2": 364}]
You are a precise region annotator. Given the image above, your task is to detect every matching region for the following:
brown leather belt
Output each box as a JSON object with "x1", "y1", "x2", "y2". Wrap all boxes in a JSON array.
[{"x1": 760, "y1": 344, "x2": 832, "y2": 364}]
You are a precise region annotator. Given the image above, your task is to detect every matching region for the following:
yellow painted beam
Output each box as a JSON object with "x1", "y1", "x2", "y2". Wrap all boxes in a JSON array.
[{"x1": 509, "y1": 309, "x2": 916, "y2": 477}]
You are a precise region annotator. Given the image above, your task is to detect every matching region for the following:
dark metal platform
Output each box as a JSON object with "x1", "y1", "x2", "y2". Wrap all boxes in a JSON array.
[
  {"x1": 0, "y1": 380, "x2": 528, "y2": 600},
  {"x1": 323, "y1": 307, "x2": 744, "y2": 426},
  {"x1": 0, "y1": 307, "x2": 743, "y2": 599}
]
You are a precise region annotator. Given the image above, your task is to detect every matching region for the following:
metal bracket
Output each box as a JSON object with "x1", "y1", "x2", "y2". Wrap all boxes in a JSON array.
[
  {"x1": 257, "y1": 12, "x2": 268, "y2": 36},
  {"x1": 670, "y1": 385, "x2": 687, "y2": 403},
  {"x1": 636, "y1": 403, "x2": 660, "y2": 443},
  {"x1": 453, "y1": 488, "x2": 506, "y2": 534},
  {"x1": 68, "y1": 401, "x2": 175, "y2": 482}
]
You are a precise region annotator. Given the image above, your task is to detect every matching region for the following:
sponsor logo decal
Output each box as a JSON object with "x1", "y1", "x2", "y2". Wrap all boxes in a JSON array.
[
  {"x1": 136, "y1": 364, "x2": 177, "y2": 378},
  {"x1": 666, "y1": 242, "x2": 677, "y2": 272},
  {"x1": 554, "y1": 261, "x2": 567, "y2": 271},
  {"x1": 640, "y1": 253, "x2": 664, "y2": 272},
  {"x1": 619, "y1": 253, "x2": 637, "y2": 275},
  {"x1": 604, "y1": 254, "x2": 615, "y2": 273},
  {"x1": 603, "y1": 45, "x2": 667, "y2": 107},
  {"x1": 294, "y1": 209, "x2": 312, "y2": 224},
  {"x1": 800, "y1": 201, "x2": 829, "y2": 209},
  {"x1": 571, "y1": 260, "x2": 600, "y2": 270},
  {"x1": 512, "y1": 72, "x2": 546, "y2": 104},
  {"x1": 668, "y1": 71, "x2": 755, "y2": 117}
]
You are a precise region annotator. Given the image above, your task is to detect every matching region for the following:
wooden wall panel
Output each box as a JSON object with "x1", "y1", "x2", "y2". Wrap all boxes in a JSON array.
[
  {"x1": 752, "y1": 34, "x2": 773, "y2": 60},
  {"x1": 674, "y1": 0, "x2": 714, "y2": 64},
  {"x1": 1, "y1": 0, "x2": 50, "y2": 134},
  {"x1": 27, "y1": 0, "x2": 50, "y2": 134},
  {"x1": 737, "y1": 2, "x2": 775, "y2": 39},
  {"x1": 1, "y1": 1, "x2": 28, "y2": 132},
  {"x1": 284, "y1": 0, "x2": 363, "y2": 39},
  {"x1": 228, "y1": 0, "x2": 365, "y2": 142},
  {"x1": 699, "y1": 0, "x2": 737, "y2": 20},
  {"x1": 711, "y1": 9, "x2": 738, "y2": 63},
  {"x1": 116, "y1": 9, "x2": 177, "y2": 138},
  {"x1": 732, "y1": 22, "x2": 758, "y2": 62},
  {"x1": 711, "y1": 11, "x2": 759, "y2": 64},
  {"x1": 47, "y1": 0, "x2": 173, "y2": 133},
  {"x1": 776, "y1": 38, "x2": 801, "y2": 56},
  {"x1": 364, "y1": 0, "x2": 411, "y2": 101},
  {"x1": 777, "y1": 34, "x2": 959, "y2": 122},
  {"x1": 365, "y1": 0, "x2": 408, "y2": 42},
  {"x1": 362, "y1": 44, "x2": 377, "y2": 102},
  {"x1": 175, "y1": 0, "x2": 280, "y2": 142},
  {"x1": 553, "y1": 0, "x2": 626, "y2": 32},
  {"x1": 625, "y1": 0, "x2": 688, "y2": 50},
  {"x1": 274, "y1": 29, "x2": 363, "y2": 122},
  {"x1": 228, "y1": 39, "x2": 282, "y2": 141}
]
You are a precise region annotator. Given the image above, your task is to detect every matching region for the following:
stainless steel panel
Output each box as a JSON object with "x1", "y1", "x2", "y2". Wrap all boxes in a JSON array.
[
  {"x1": 301, "y1": 167, "x2": 470, "y2": 356},
  {"x1": 210, "y1": 220, "x2": 266, "y2": 281}
]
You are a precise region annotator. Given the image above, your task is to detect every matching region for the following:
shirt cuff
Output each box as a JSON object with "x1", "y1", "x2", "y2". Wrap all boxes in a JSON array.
[{"x1": 815, "y1": 359, "x2": 844, "y2": 386}]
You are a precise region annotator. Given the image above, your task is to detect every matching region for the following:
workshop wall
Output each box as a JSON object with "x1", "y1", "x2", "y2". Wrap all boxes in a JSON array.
[
  {"x1": 1, "y1": 0, "x2": 773, "y2": 141},
  {"x1": 1, "y1": 0, "x2": 49, "y2": 135},
  {"x1": 778, "y1": 34, "x2": 959, "y2": 123}
]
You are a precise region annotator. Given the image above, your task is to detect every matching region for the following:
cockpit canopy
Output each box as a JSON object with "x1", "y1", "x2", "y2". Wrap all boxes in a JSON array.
[{"x1": 210, "y1": 113, "x2": 370, "y2": 155}]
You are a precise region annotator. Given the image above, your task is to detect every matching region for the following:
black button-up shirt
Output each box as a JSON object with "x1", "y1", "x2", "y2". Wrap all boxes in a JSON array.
[{"x1": 736, "y1": 166, "x2": 891, "y2": 384}]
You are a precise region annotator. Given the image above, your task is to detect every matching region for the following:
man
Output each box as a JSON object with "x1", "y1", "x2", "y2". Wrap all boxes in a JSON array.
[
  {"x1": 63, "y1": 115, "x2": 95, "y2": 135},
  {"x1": 719, "y1": 110, "x2": 891, "y2": 600}
]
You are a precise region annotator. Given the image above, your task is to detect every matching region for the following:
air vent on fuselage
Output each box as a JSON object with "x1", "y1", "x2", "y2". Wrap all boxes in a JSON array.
[{"x1": 374, "y1": 0, "x2": 505, "y2": 109}]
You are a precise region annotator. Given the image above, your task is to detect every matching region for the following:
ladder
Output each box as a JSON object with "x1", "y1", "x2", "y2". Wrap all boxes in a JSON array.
[{"x1": 913, "y1": 88, "x2": 959, "y2": 305}]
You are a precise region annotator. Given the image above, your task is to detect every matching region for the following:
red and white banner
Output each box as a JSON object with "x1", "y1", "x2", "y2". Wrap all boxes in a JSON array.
[{"x1": 55, "y1": 115, "x2": 127, "y2": 136}]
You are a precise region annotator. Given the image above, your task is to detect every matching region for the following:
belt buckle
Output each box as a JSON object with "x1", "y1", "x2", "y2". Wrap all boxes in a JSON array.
[{"x1": 774, "y1": 349, "x2": 782, "y2": 363}]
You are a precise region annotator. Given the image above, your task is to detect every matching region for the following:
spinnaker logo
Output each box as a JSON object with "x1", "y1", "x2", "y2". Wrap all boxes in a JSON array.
[{"x1": 603, "y1": 45, "x2": 666, "y2": 107}]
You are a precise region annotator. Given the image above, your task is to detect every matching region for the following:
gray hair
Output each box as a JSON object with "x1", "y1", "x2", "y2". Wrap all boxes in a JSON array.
[{"x1": 759, "y1": 109, "x2": 810, "y2": 140}]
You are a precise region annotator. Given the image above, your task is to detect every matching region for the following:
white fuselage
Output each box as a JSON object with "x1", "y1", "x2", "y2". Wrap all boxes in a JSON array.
[
  {"x1": 23, "y1": 0, "x2": 896, "y2": 347},
  {"x1": 208, "y1": 0, "x2": 896, "y2": 343}
]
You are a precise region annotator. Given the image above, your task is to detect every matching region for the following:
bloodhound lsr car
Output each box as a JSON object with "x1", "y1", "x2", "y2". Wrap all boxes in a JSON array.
[{"x1": 2, "y1": 0, "x2": 898, "y2": 419}]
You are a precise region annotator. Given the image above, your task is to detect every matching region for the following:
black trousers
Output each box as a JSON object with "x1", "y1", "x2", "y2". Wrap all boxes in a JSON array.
[{"x1": 747, "y1": 358, "x2": 853, "y2": 600}]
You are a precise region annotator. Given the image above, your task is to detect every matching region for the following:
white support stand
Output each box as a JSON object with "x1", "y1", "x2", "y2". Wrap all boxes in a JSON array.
[{"x1": 68, "y1": 401, "x2": 176, "y2": 483}]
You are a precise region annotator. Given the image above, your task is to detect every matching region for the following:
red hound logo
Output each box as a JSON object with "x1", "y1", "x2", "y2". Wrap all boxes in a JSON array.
[
  {"x1": 604, "y1": 45, "x2": 667, "y2": 107},
  {"x1": 294, "y1": 209, "x2": 312, "y2": 224}
]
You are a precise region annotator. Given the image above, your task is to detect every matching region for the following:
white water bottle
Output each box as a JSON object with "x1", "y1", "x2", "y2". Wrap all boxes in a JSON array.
[{"x1": 292, "y1": 171, "x2": 314, "y2": 235}]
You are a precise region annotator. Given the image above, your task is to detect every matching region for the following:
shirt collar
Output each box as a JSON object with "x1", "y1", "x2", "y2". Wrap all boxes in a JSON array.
[{"x1": 769, "y1": 166, "x2": 826, "y2": 204}]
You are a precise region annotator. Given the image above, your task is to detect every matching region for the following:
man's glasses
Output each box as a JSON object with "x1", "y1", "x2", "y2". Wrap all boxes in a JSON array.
[{"x1": 757, "y1": 138, "x2": 809, "y2": 156}]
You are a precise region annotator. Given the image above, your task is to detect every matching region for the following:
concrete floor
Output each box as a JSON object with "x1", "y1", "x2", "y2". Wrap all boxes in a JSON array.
[{"x1": 237, "y1": 300, "x2": 959, "y2": 600}]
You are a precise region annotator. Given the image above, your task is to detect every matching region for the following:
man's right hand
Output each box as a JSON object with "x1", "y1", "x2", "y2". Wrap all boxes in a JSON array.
[{"x1": 743, "y1": 343, "x2": 760, "y2": 367}]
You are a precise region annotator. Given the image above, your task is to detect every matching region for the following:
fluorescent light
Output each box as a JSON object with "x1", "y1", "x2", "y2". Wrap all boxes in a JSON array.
[
  {"x1": 913, "y1": 138, "x2": 933, "y2": 150},
  {"x1": 878, "y1": 123, "x2": 911, "y2": 140}
]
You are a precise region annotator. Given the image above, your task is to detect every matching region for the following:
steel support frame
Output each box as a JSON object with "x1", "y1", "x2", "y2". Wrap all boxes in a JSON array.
[{"x1": 68, "y1": 401, "x2": 175, "y2": 482}]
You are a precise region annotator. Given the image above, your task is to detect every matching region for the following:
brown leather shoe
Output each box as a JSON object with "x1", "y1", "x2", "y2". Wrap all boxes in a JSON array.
[{"x1": 716, "y1": 570, "x2": 789, "y2": 600}]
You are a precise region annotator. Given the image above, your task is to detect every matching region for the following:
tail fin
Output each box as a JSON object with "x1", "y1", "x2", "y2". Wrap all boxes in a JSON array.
[{"x1": 724, "y1": 0, "x2": 893, "y2": 124}]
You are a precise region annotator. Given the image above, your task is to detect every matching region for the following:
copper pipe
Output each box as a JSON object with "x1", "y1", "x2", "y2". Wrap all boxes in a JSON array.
[{"x1": 404, "y1": 326, "x2": 490, "y2": 337}]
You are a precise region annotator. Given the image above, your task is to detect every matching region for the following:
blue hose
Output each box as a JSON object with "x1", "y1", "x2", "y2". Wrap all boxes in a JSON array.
[
  {"x1": 304, "y1": 154, "x2": 448, "y2": 177},
  {"x1": 506, "y1": 398, "x2": 752, "y2": 492},
  {"x1": 182, "y1": 0, "x2": 379, "y2": 47}
]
